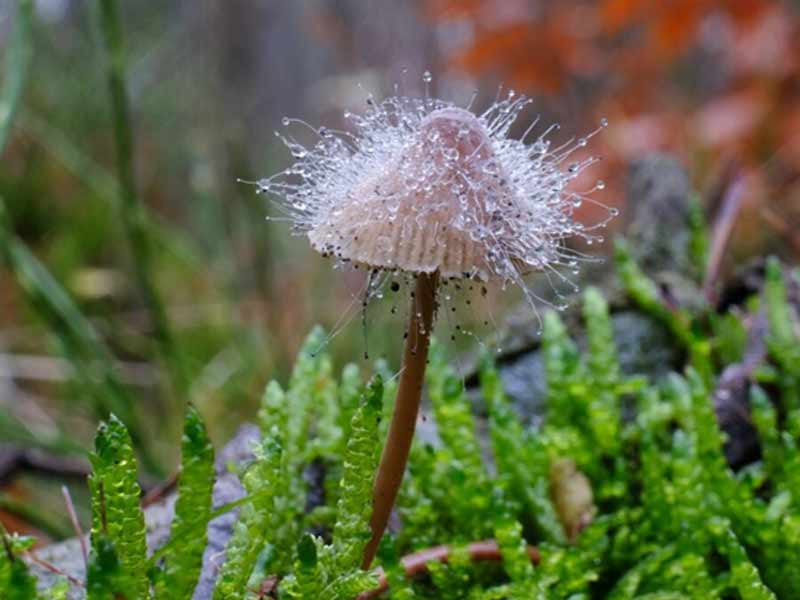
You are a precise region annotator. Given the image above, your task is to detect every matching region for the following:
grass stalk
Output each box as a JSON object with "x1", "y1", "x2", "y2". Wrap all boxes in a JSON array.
[
  {"x1": 96, "y1": 0, "x2": 188, "y2": 399},
  {"x1": 0, "y1": 198, "x2": 162, "y2": 475},
  {"x1": 0, "y1": 0, "x2": 33, "y2": 155}
]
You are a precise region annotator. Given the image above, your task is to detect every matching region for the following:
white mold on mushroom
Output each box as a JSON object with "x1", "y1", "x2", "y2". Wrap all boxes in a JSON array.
[{"x1": 255, "y1": 87, "x2": 613, "y2": 309}]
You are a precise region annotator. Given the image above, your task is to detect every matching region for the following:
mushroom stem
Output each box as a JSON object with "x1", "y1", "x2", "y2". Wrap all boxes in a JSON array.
[{"x1": 362, "y1": 271, "x2": 439, "y2": 569}]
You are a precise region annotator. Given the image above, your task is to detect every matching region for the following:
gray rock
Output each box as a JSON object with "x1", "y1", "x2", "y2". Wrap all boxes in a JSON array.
[
  {"x1": 488, "y1": 154, "x2": 695, "y2": 420},
  {"x1": 487, "y1": 153, "x2": 695, "y2": 419},
  {"x1": 492, "y1": 152, "x2": 763, "y2": 471},
  {"x1": 493, "y1": 310, "x2": 679, "y2": 423},
  {"x1": 624, "y1": 154, "x2": 692, "y2": 275},
  {"x1": 610, "y1": 311, "x2": 679, "y2": 378}
]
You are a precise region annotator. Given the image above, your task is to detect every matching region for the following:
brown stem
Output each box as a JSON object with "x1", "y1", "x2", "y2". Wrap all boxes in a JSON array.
[
  {"x1": 362, "y1": 271, "x2": 439, "y2": 569},
  {"x1": 24, "y1": 553, "x2": 85, "y2": 588},
  {"x1": 704, "y1": 172, "x2": 746, "y2": 304},
  {"x1": 61, "y1": 485, "x2": 88, "y2": 571},
  {"x1": 357, "y1": 539, "x2": 541, "y2": 599}
]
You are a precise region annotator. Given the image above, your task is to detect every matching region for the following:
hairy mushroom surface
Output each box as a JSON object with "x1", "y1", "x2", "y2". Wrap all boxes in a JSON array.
[{"x1": 255, "y1": 83, "x2": 611, "y2": 567}]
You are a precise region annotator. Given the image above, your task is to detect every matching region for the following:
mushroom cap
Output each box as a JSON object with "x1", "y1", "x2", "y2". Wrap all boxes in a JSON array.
[{"x1": 307, "y1": 107, "x2": 515, "y2": 280}]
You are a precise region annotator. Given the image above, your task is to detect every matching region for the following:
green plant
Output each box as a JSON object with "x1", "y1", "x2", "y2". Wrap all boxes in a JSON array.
[
  {"x1": 9, "y1": 231, "x2": 800, "y2": 598},
  {"x1": 9, "y1": 273, "x2": 800, "y2": 598}
]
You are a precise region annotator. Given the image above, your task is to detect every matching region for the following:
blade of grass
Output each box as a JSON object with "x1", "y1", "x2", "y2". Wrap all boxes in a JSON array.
[
  {"x1": 95, "y1": 0, "x2": 187, "y2": 400},
  {"x1": 19, "y1": 110, "x2": 202, "y2": 269},
  {"x1": 0, "y1": 0, "x2": 33, "y2": 155},
  {"x1": 0, "y1": 197, "x2": 162, "y2": 475}
]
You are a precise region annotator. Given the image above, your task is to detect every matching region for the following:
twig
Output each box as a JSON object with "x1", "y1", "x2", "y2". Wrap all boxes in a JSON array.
[
  {"x1": 761, "y1": 206, "x2": 800, "y2": 255},
  {"x1": 141, "y1": 471, "x2": 178, "y2": 507},
  {"x1": 4, "y1": 520, "x2": 84, "y2": 589},
  {"x1": 704, "y1": 173, "x2": 747, "y2": 304},
  {"x1": 0, "y1": 352, "x2": 159, "y2": 386},
  {"x1": 25, "y1": 552, "x2": 85, "y2": 588},
  {"x1": 357, "y1": 539, "x2": 541, "y2": 599},
  {"x1": 0, "y1": 447, "x2": 89, "y2": 483},
  {"x1": 62, "y1": 485, "x2": 88, "y2": 571}
]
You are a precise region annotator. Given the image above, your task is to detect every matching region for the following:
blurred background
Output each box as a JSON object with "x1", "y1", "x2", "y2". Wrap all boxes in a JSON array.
[{"x1": 1, "y1": 0, "x2": 799, "y2": 542}]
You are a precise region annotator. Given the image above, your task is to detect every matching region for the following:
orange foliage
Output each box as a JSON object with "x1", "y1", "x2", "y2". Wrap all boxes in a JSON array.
[
  {"x1": 431, "y1": 0, "x2": 796, "y2": 155},
  {"x1": 430, "y1": 0, "x2": 800, "y2": 256}
]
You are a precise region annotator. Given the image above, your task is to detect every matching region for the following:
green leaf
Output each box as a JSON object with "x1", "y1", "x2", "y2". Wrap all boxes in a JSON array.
[
  {"x1": 615, "y1": 238, "x2": 713, "y2": 386},
  {"x1": 87, "y1": 535, "x2": 135, "y2": 600},
  {"x1": 480, "y1": 358, "x2": 565, "y2": 544},
  {"x1": 542, "y1": 309, "x2": 583, "y2": 428},
  {"x1": 338, "y1": 363, "x2": 363, "y2": 440},
  {"x1": 153, "y1": 405, "x2": 215, "y2": 600},
  {"x1": 332, "y1": 375, "x2": 383, "y2": 571},
  {"x1": 297, "y1": 534, "x2": 318, "y2": 568},
  {"x1": 428, "y1": 343, "x2": 483, "y2": 475},
  {"x1": 88, "y1": 414, "x2": 150, "y2": 599},
  {"x1": 281, "y1": 535, "x2": 324, "y2": 598},
  {"x1": 1, "y1": 527, "x2": 40, "y2": 600},
  {"x1": 764, "y1": 256, "x2": 800, "y2": 415},
  {"x1": 492, "y1": 501, "x2": 536, "y2": 586},
  {"x1": 687, "y1": 195, "x2": 709, "y2": 284},
  {"x1": 426, "y1": 546, "x2": 474, "y2": 600},
  {"x1": 425, "y1": 344, "x2": 493, "y2": 541},
  {"x1": 41, "y1": 579, "x2": 70, "y2": 600},
  {"x1": 213, "y1": 430, "x2": 284, "y2": 600},
  {"x1": 711, "y1": 519, "x2": 776, "y2": 600},
  {"x1": 583, "y1": 287, "x2": 622, "y2": 453},
  {"x1": 614, "y1": 238, "x2": 690, "y2": 343},
  {"x1": 377, "y1": 536, "x2": 416, "y2": 599}
]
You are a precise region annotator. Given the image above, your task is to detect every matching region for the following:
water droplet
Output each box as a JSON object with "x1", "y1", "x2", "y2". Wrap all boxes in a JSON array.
[
  {"x1": 281, "y1": 117, "x2": 290, "y2": 126},
  {"x1": 577, "y1": 138, "x2": 587, "y2": 147},
  {"x1": 596, "y1": 180, "x2": 605, "y2": 190},
  {"x1": 422, "y1": 71, "x2": 433, "y2": 83},
  {"x1": 600, "y1": 117, "x2": 609, "y2": 127}
]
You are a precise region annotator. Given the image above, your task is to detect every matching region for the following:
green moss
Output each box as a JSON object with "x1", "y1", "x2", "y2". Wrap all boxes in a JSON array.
[{"x1": 21, "y1": 259, "x2": 800, "y2": 598}]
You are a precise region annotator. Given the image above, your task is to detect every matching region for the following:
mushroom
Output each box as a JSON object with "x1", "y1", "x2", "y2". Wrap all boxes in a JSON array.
[{"x1": 254, "y1": 80, "x2": 611, "y2": 568}]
